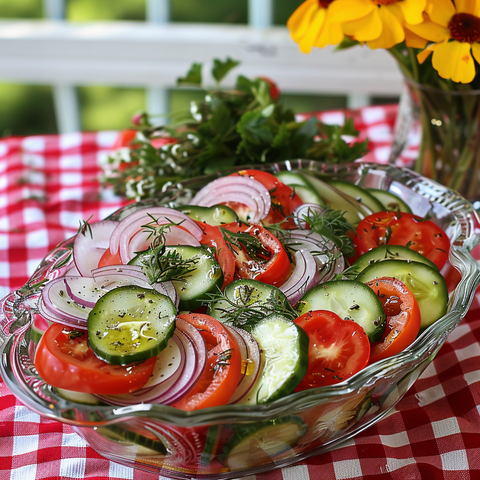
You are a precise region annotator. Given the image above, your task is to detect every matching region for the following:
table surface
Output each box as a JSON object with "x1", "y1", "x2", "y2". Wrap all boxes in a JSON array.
[{"x1": 1, "y1": 104, "x2": 480, "y2": 480}]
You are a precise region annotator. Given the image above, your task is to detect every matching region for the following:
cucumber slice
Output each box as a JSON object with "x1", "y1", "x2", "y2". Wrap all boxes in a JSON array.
[
  {"x1": 296, "y1": 280, "x2": 386, "y2": 343},
  {"x1": 356, "y1": 259, "x2": 448, "y2": 328},
  {"x1": 275, "y1": 171, "x2": 312, "y2": 188},
  {"x1": 220, "y1": 416, "x2": 307, "y2": 469},
  {"x1": 131, "y1": 245, "x2": 223, "y2": 311},
  {"x1": 206, "y1": 279, "x2": 292, "y2": 327},
  {"x1": 176, "y1": 204, "x2": 238, "y2": 226},
  {"x1": 98, "y1": 423, "x2": 167, "y2": 455},
  {"x1": 326, "y1": 179, "x2": 384, "y2": 213},
  {"x1": 366, "y1": 188, "x2": 412, "y2": 213},
  {"x1": 55, "y1": 388, "x2": 104, "y2": 405},
  {"x1": 238, "y1": 315, "x2": 309, "y2": 405},
  {"x1": 87, "y1": 285, "x2": 176, "y2": 365},
  {"x1": 353, "y1": 245, "x2": 439, "y2": 273},
  {"x1": 289, "y1": 184, "x2": 328, "y2": 208}
]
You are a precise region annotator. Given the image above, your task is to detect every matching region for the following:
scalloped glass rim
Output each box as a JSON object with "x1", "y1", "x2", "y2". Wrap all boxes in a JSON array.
[{"x1": 2, "y1": 160, "x2": 480, "y2": 427}]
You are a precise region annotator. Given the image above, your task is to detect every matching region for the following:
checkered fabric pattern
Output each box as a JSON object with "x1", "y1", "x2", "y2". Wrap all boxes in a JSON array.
[{"x1": 1, "y1": 106, "x2": 480, "y2": 480}]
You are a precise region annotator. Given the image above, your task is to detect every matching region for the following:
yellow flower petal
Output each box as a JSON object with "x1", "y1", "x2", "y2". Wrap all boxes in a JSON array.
[
  {"x1": 342, "y1": 9, "x2": 383, "y2": 42},
  {"x1": 328, "y1": 0, "x2": 374, "y2": 24},
  {"x1": 398, "y1": 0, "x2": 427, "y2": 25},
  {"x1": 426, "y1": 0, "x2": 455, "y2": 26},
  {"x1": 314, "y1": 12, "x2": 344, "y2": 48},
  {"x1": 471, "y1": 42, "x2": 480, "y2": 64},
  {"x1": 417, "y1": 44, "x2": 434, "y2": 64},
  {"x1": 455, "y1": 0, "x2": 477, "y2": 15},
  {"x1": 287, "y1": 0, "x2": 321, "y2": 42},
  {"x1": 296, "y1": 8, "x2": 327, "y2": 54},
  {"x1": 406, "y1": 17, "x2": 450, "y2": 43},
  {"x1": 366, "y1": 6, "x2": 405, "y2": 49},
  {"x1": 404, "y1": 27, "x2": 428, "y2": 49},
  {"x1": 432, "y1": 40, "x2": 476, "y2": 84}
]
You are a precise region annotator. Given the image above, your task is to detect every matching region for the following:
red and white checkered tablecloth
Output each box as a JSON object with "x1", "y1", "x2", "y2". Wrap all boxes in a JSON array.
[{"x1": 1, "y1": 106, "x2": 480, "y2": 480}]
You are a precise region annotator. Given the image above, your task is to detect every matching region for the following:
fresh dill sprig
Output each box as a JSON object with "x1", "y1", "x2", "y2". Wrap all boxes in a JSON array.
[
  {"x1": 301, "y1": 207, "x2": 355, "y2": 258},
  {"x1": 140, "y1": 214, "x2": 185, "y2": 249},
  {"x1": 135, "y1": 215, "x2": 200, "y2": 283},
  {"x1": 77, "y1": 215, "x2": 93, "y2": 238},
  {"x1": 206, "y1": 284, "x2": 297, "y2": 330},
  {"x1": 138, "y1": 244, "x2": 199, "y2": 284},
  {"x1": 220, "y1": 227, "x2": 270, "y2": 261}
]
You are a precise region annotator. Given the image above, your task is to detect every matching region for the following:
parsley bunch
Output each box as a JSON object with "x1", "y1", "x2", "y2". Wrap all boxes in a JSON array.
[{"x1": 102, "y1": 58, "x2": 369, "y2": 200}]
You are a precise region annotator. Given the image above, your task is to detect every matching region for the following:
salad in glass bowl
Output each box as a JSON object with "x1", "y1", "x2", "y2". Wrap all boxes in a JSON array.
[{"x1": 1, "y1": 160, "x2": 479, "y2": 479}]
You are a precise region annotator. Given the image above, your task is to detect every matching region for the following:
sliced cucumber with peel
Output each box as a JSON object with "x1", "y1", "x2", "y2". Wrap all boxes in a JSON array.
[
  {"x1": 326, "y1": 179, "x2": 384, "y2": 213},
  {"x1": 87, "y1": 285, "x2": 176, "y2": 365},
  {"x1": 176, "y1": 204, "x2": 238, "y2": 226},
  {"x1": 206, "y1": 279, "x2": 292, "y2": 327},
  {"x1": 130, "y1": 245, "x2": 223, "y2": 311},
  {"x1": 366, "y1": 188, "x2": 412, "y2": 213},
  {"x1": 296, "y1": 280, "x2": 386, "y2": 343},
  {"x1": 237, "y1": 315, "x2": 309, "y2": 405},
  {"x1": 356, "y1": 259, "x2": 448, "y2": 328},
  {"x1": 353, "y1": 245, "x2": 439, "y2": 274},
  {"x1": 288, "y1": 183, "x2": 328, "y2": 208},
  {"x1": 276, "y1": 170, "x2": 371, "y2": 225},
  {"x1": 220, "y1": 416, "x2": 307, "y2": 469}
]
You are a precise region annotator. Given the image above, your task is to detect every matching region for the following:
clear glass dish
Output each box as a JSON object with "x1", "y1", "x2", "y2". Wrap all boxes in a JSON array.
[{"x1": 1, "y1": 160, "x2": 480, "y2": 479}]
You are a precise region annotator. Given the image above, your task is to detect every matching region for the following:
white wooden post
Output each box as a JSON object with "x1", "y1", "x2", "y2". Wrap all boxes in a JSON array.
[
  {"x1": 146, "y1": 0, "x2": 170, "y2": 121},
  {"x1": 43, "y1": 0, "x2": 81, "y2": 133},
  {"x1": 248, "y1": 0, "x2": 273, "y2": 28}
]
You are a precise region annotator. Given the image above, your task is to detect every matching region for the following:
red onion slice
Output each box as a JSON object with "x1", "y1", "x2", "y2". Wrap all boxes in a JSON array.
[
  {"x1": 279, "y1": 250, "x2": 320, "y2": 305},
  {"x1": 226, "y1": 326, "x2": 262, "y2": 404},
  {"x1": 95, "y1": 332, "x2": 187, "y2": 405},
  {"x1": 282, "y1": 229, "x2": 345, "y2": 283},
  {"x1": 73, "y1": 220, "x2": 118, "y2": 276},
  {"x1": 159, "y1": 317, "x2": 207, "y2": 405},
  {"x1": 128, "y1": 226, "x2": 200, "y2": 260},
  {"x1": 190, "y1": 176, "x2": 271, "y2": 224},
  {"x1": 108, "y1": 207, "x2": 203, "y2": 263},
  {"x1": 293, "y1": 203, "x2": 325, "y2": 229},
  {"x1": 38, "y1": 295, "x2": 87, "y2": 329},
  {"x1": 91, "y1": 265, "x2": 179, "y2": 307}
]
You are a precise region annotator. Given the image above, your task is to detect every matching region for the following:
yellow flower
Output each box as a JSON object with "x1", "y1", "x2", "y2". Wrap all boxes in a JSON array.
[
  {"x1": 409, "y1": 0, "x2": 480, "y2": 83},
  {"x1": 287, "y1": 0, "x2": 344, "y2": 53},
  {"x1": 328, "y1": 0, "x2": 427, "y2": 49}
]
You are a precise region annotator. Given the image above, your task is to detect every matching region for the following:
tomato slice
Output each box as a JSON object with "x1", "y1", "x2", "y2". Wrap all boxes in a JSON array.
[
  {"x1": 366, "y1": 277, "x2": 421, "y2": 364},
  {"x1": 220, "y1": 222, "x2": 291, "y2": 286},
  {"x1": 97, "y1": 248, "x2": 123, "y2": 268},
  {"x1": 293, "y1": 310, "x2": 370, "y2": 390},
  {"x1": 229, "y1": 169, "x2": 303, "y2": 228},
  {"x1": 194, "y1": 221, "x2": 236, "y2": 289},
  {"x1": 353, "y1": 211, "x2": 450, "y2": 269},
  {"x1": 173, "y1": 314, "x2": 242, "y2": 411},
  {"x1": 34, "y1": 324, "x2": 156, "y2": 395}
]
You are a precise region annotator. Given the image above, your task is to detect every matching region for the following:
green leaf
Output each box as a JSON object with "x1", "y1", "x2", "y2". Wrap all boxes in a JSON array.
[
  {"x1": 212, "y1": 58, "x2": 240, "y2": 84},
  {"x1": 237, "y1": 110, "x2": 275, "y2": 146},
  {"x1": 177, "y1": 62, "x2": 203, "y2": 86}
]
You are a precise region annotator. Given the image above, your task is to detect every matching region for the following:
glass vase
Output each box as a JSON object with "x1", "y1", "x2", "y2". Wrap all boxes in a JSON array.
[{"x1": 390, "y1": 78, "x2": 480, "y2": 205}]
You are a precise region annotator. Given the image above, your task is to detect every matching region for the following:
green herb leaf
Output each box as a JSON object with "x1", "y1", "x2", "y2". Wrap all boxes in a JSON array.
[
  {"x1": 212, "y1": 58, "x2": 240, "y2": 84},
  {"x1": 177, "y1": 62, "x2": 203, "y2": 86}
]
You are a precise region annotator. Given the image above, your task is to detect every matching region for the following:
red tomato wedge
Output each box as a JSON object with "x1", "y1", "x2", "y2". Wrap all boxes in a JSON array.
[
  {"x1": 293, "y1": 310, "x2": 370, "y2": 390},
  {"x1": 366, "y1": 277, "x2": 421, "y2": 364},
  {"x1": 97, "y1": 248, "x2": 123, "y2": 268},
  {"x1": 34, "y1": 324, "x2": 156, "y2": 395},
  {"x1": 229, "y1": 169, "x2": 303, "y2": 228},
  {"x1": 220, "y1": 222, "x2": 291, "y2": 286},
  {"x1": 173, "y1": 314, "x2": 242, "y2": 411},
  {"x1": 353, "y1": 211, "x2": 450, "y2": 269},
  {"x1": 194, "y1": 221, "x2": 236, "y2": 289}
]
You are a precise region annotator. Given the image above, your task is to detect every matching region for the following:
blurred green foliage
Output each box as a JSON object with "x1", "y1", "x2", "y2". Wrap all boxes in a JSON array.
[{"x1": 0, "y1": 0, "x2": 359, "y2": 137}]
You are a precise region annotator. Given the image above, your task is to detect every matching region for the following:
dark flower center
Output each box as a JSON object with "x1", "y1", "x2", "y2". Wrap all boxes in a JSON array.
[
  {"x1": 318, "y1": 0, "x2": 334, "y2": 7},
  {"x1": 449, "y1": 13, "x2": 480, "y2": 43},
  {"x1": 372, "y1": 0, "x2": 400, "y2": 5}
]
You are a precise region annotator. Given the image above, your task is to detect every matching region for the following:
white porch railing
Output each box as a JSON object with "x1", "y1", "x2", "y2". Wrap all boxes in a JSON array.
[{"x1": 0, "y1": 0, "x2": 403, "y2": 133}]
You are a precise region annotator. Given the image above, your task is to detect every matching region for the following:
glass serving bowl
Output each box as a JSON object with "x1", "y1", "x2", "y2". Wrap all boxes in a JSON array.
[{"x1": 1, "y1": 160, "x2": 480, "y2": 480}]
